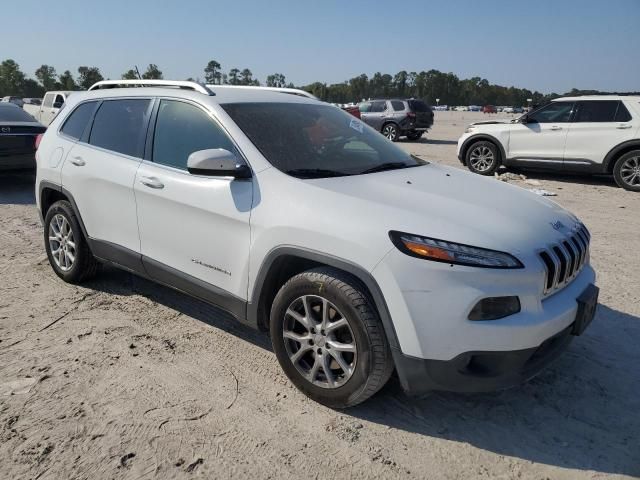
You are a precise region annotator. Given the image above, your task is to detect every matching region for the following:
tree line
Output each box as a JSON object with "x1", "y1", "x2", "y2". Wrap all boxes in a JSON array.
[{"x1": 0, "y1": 58, "x2": 635, "y2": 106}]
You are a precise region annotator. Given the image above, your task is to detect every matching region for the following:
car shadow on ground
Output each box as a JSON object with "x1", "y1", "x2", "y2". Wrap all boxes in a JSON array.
[
  {"x1": 501, "y1": 167, "x2": 619, "y2": 189},
  {"x1": 0, "y1": 170, "x2": 36, "y2": 205},
  {"x1": 348, "y1": 303, "x2": 640, "y2": 476}
]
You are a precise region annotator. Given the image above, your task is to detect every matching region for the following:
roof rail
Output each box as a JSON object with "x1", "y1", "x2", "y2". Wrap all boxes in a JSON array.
[{"x1": 88, "y1": 80, "x2": 214, "y2": 95}]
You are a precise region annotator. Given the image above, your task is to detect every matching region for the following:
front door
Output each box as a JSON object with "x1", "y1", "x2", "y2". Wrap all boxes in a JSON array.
[
  {"x1": 507, "y1": 101, "x2": 574, "y2": 164},
  {"x1": 134, "y1": 99, "x2": 252, "y2": 303}
]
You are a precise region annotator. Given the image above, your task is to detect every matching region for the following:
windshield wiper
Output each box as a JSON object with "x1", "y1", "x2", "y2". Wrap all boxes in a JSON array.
[
  {"x1": 360, "y1": 162, "x2": 414, "y2": 174},
  {"x1": 286, "y1": 168, "x2": 348, "y2": 179}
]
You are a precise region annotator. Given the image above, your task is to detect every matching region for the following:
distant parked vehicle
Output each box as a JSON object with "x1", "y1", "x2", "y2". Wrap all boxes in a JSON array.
[
  {"x1": 23, "y1": 98, "x2": 42, "y2": 106},
  {"x1": 512, "y1": 106, "x2": 524, "y2": 114},
  {"x1": 482, "y1": 105, "x2": 497, "y2": 114},
  {"x1": 454, "y1": 106, "x2": 468, "y2": 112},
  {"x1": 359, "y1": 98, "x2": 434, "y2": 141},
  {"x1": 0, "y1": 102, "x2": 46, "y2": 170},
  {"x1": 23, "y1": 91, "x2": 72, "y2": 126},
  {"x1": 468, "y1": 105, "x2": 482, "y2": 112},
  {"x1": 502, "y1": 107, "x2": 515, "y2": 114},
  {"x1": 1, "y1": 96, "x2": 25, "y2": 108},
  {"x1": 342, "y1": 105, "x2": 360, "y2": 118},
  {"x1": 458, "y1": 95, "x2": 640, "y2": 191}
]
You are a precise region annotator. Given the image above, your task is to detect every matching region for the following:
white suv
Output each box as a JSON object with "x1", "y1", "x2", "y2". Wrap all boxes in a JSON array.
[
  {"x1": 36, "y1": 80, "x2": 598, "y2": 407},
  {"x1": 457, "y1": 96, "x2": 640, "y2": 191}
]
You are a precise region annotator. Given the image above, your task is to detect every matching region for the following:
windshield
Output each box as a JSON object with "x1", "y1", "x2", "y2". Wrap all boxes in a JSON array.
[{"x1": 221, "y1": 102, "x2": 426, "y2": 178}]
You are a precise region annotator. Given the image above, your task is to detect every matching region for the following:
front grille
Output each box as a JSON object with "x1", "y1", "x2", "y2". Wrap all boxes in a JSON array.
[{"x1": 539, "y1": 224, "x2": 590, "y2": 296}]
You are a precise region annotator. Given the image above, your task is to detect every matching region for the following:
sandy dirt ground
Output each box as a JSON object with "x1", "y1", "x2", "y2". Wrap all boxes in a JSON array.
[{"x1": 1, "y1": 111, "x2": 639, "y2": 479}]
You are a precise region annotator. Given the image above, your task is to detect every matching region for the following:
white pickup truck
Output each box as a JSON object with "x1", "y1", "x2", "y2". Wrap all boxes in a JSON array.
[{"x1": 23, "y1": 91, "x2": 72, "y2": 126}]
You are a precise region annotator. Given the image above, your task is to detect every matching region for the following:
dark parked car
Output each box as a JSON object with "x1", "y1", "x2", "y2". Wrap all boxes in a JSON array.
[
  {"x1": 358, "y1": 98, "x2": 434, "y2": 141},
  {"x1": 0, "y1": 103, "x2": 46, "y2": 170}
]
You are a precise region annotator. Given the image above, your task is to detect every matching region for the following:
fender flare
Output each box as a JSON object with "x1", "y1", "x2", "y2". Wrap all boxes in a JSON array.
[
  {"x1": 603, "y1": 140, "x2": 640, "y2": 172},
  {"x1": 247, "y1": 246, "x2": 400, "y2": 350},
  {"x1": 38, "y1": 180, "x2": 90, "y2": 240},
  {"x1": 459, "y1": 133, "x2": 507, "y2": 165}
]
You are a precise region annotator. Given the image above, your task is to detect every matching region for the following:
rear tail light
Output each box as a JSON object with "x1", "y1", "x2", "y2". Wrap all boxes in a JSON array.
[
  {"x1": 407, "y1": 112, "x2": 416, "y2": 118},
  {"x1": 35, "y1": 134, "x2": 44, "y2": 150}
]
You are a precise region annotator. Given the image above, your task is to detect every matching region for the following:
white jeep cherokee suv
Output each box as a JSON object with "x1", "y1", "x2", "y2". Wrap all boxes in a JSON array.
[
  {"x1": 457, "y1": 95, "x2": 640, "y2": 191},
  {"x1": 36, "y1": 80, "x2": 598, "y2": 407}
]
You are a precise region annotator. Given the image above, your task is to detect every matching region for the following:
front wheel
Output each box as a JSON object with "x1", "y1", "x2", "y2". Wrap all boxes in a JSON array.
[
  {"x1": 466, "y1": 140, "x2": 500, "y2": 176},
  {"x1": 270, "y1": 267, "x2": 394, "y2": 408},
  {"x1": 613, "y1": 150, "x2": 640, "y2": 192},
  {"x1": 381, "y1": 123, "x2": 399, "y2": 142}
]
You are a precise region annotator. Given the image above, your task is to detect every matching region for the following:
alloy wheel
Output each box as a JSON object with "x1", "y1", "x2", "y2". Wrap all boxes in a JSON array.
[
  {"x1": 48, "y1": 214, "x2": 76, "y2": 272},
  {"x1": 469, "y1": 146, "x2": 495, "y2": 172},
  {"x1": 620, "y1": 156, "x2": 640, "y2": 187},
  {"x1": 282, "y1": 295, "x2": 357, "y2": 389},
  {"x1": 382, "y1": 124, "x2": 397, "y2": 141}
]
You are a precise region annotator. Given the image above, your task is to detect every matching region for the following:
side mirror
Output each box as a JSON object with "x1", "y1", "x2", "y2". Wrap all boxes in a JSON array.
[{"x1": 187, "y1": 149, "x2": 251, "y2": 179}]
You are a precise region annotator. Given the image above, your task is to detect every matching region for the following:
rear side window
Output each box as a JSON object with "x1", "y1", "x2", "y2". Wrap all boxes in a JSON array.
[
  {"x1": 152, "y1": 100, "x2": 237, "y2": 170},
  {"x1": 370, "y1": 101, "x2": 387, "y2": 113},
  {"x1": 615, "y1": 102, "x2": 632, "y2": 122},
  {"x1": 89, "y1": 99, "x2": 151, "y2": 157},
  {"x1": 408, "y1": 100, "x2": 431, "y2": 112},
  {"x1": 391, "y1": 100, "x2": 405, "y2": 111},
  {"x1": 574, "y1": 101, "x2": 618, "y2": 122},
  {"x1": 60, "y1": 102, "x2": 98, "y2": 140}
]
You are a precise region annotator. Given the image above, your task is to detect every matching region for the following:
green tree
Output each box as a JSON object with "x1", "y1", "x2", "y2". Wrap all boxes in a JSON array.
[
  {"x1": 121, "y1": 69, "x2": 139, "y2": 80},
  {"x1": 228, "y1": 68, "x2": 240, "y2": 85},
  {"x1": 58, "y1": 70, "x2": 77, "y2": 90},
  {"x1": 142, "y1": 64, "x2": 163, "y2": 80},
  {"x1": 77, "y1": 66, "x2": 104, "y2": 90},
  {"x1": 35, "y1": 65, "x2": 58, "y2": 90},
  {"x1": 0, "y1": 59, "x2": 27, "y2": 96},
  {"x1": 239, "y1": 68, "x2": 253, "y2": 85},
  {"x1": 204, "y1": 60, "x2": 222, "y2": 84},
  {"x1": 266, "y1": 73, "x2": 286, "y2": 88}
]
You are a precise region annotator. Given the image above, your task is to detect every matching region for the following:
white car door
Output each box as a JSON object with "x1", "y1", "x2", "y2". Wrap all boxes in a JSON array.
[
  {"x1": 134, "y1": 98, "x2": 252, "y2": 302},
  {"x1": 563, "y1": 100, "x2": 637, "y2": 165},
  {"x1": 507, "y1": 101, "x2": 574, "y2": 163},
  {"x1": 40, "y1": 93, "x2": 55, "y2": 124},
  {"x1": 61, "y1": 98, "x2": 152, "y2": 257}
]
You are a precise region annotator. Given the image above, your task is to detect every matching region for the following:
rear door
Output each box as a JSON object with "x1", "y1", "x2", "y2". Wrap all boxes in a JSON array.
[
  {"x1": 563, "y1": 100, "x2": 637, "y2": 166},
  {"x1": 61, "y1": 98, "x2": 152, "y2": 258},
  {"x1": 134, "y1": 98, "x2": 252, "y2": 302},
  {"x1": 408, "y1": 99, "x2": 434, "y2": 129},
  {"x1": 507, "y1": 101, "x2": 574, "y2": 163}
]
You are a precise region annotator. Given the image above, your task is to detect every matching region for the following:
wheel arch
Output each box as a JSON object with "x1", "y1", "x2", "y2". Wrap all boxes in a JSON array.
[
  {"x1": 38, "y1": 181, "x2": 89, "y2": 240},
  {"x1": 603, "y1": 140, "x2": 640, "y2": 173},
  {"x1": 460, "y1": 134, "x2": 506, "y2": 166},
  {"x1": 247, "y1": 246, "x2": 400, "y2": 351}
]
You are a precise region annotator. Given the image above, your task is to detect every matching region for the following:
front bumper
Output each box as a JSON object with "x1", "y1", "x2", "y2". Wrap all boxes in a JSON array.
[{"x1": 392, "y1": 323, "x2": 575, "y2": 395}]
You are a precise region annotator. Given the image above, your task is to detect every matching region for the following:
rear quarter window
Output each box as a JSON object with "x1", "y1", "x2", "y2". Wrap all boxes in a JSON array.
[
  {"x1": 615, "y1": 102, "x2": 632, "y2": 122},
  {"x1": 60, "y1": 102, "x2": 98, "y2": 140}
]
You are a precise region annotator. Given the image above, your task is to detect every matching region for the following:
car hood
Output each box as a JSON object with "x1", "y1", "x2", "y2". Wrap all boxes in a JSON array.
[{"x1": 308, "y1": 163, "x2": 580, "y2": 256}]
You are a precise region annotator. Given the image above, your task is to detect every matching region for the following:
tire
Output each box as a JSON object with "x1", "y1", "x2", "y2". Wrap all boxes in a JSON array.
[
  {"x1": 44, "y1": 200, "x2": 99, "y2": 283},
  {"x1": 270, "y1": 267, "x2": 394, "y2": 408},
  {"x1": 466, "y1": 140, "x2": 500, "y2": 176},
  {"x1": 613, "y1": 150, "x2": 640, "y2": 192},
  {"x1": 381, "y1": 123, "x2": 399, "y2": 142},
  {"x1": 406, "y1": 131, "x2": 423, "y2": 141}
]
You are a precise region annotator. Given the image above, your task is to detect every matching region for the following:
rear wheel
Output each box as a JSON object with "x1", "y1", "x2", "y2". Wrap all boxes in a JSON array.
[
  {"x1": 44, "y1": 200, "x2": 99, "y2": 283},
  {"x1": 382, "y1": 123, "x2": 399, "y2": 142},
  {"x1": 613, "y1": 150, "x2": 640, "y2": 192},
  {"x1": 406, "y1": 131, "x2": 423, "y2": 141},
  {"x1": 466, "y1": 140, "x2": 500, "y2": 176},
  {"x1": 270, "y1": 267, "x2": 394, "y2": 408}
]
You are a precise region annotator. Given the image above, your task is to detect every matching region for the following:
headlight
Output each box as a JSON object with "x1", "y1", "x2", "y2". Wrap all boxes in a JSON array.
[
  {"x1": 464, "y1": 126, "x2": 476, "y2": 133},
  {"x1": 389, "y1": 231, "x2": 523, "y2": 269}
]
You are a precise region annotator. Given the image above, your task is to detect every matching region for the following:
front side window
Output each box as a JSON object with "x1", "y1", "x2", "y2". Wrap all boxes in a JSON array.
[
  {"x1": 60, "y1": 102, "x2": 98, "y2": 140},
  {"x1": 222, "y1": 102, "x2": 426, "y2": 178},
  {"x1": 528, "y1": 102, "x2": 574, "y2": 123},
  {"x1": 89, "y1": 99, "x2": 151, "y2": 157},
  {"x1": 370, "y1": 101, "x2": 387, "y2": 113},
  {"x1": 152, "y1": 100, "x2": 237, "y2": 170},
  {"x1": 574, "y1": 101, "x2": 618, "y2": 122}
]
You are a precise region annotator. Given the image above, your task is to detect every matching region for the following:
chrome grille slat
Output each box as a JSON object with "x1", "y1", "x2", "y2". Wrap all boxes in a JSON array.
[{"x1": 539, "y1": 224, "x2": 591, "y2": 296}]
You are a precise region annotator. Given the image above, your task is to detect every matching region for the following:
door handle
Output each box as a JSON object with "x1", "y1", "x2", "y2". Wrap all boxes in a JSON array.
[
  {"x1": 139, "y1": 176, "x2": 164, "y2": 189},
  {"x1": 69, "y1": 156, "x2": 85, "y2": 166},
  {"x1": 550, "y1": 126, "x2": 563, "y2": 131},
  {"x1": 616, "y1": 124, "x2": 632, "y2": 129}
]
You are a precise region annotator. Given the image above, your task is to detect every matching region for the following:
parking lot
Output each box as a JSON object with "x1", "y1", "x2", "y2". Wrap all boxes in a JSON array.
[{"x1": 1, "y1": 111, "x2": 638, "y2": 479}]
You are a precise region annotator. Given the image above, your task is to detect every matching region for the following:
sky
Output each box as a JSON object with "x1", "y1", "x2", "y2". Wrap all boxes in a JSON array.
[{"x1": 3, "y1": 0, "x2": 639, "y2": 94}]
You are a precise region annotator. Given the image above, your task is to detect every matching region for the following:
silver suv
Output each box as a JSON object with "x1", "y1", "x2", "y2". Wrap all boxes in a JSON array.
[{"x1": 359, "y1": 98, "x2": 434, "y2": 141}]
